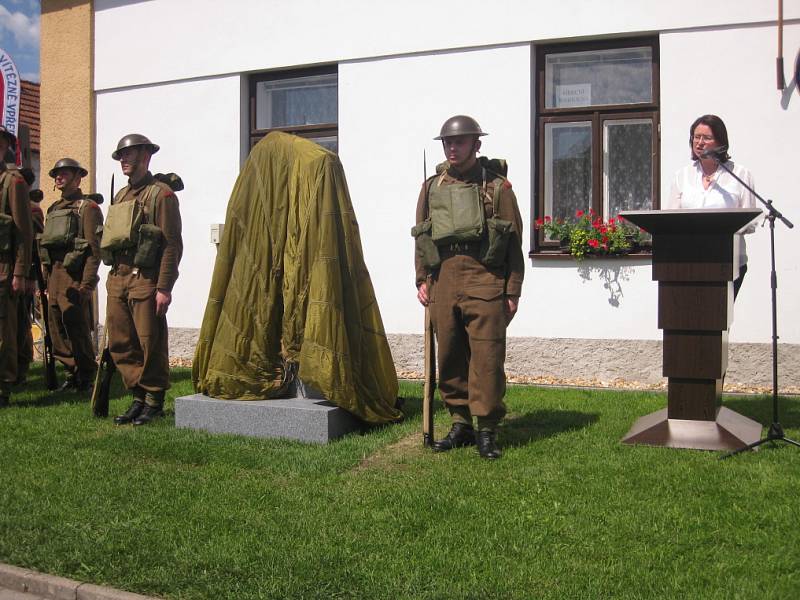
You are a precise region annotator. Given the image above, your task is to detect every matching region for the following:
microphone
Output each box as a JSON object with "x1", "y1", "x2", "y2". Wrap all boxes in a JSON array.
[{"x1": 699, "y1": 146, "x2": 728, "y2": 160}]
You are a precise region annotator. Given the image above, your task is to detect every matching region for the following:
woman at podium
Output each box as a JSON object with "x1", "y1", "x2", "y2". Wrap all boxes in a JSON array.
[{"x1": 666, "y1": 114, "x2": 757, "y2": 298}]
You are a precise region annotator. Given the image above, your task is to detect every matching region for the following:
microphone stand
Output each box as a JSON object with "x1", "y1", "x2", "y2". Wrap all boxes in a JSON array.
[{"x1": 708, "y1": 154, "x2": 800, "y2": 458}]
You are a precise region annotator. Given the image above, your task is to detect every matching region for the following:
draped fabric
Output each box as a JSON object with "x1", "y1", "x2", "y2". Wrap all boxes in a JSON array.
[{"x1": 192, "y1": 132, "x2": 401, "y2": 424}]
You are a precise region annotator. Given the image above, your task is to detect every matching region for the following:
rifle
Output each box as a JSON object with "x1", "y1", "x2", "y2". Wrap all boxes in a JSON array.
[
  {"x1": 32, "y1": 255, "x2": 58, "y2": 390},
  {"x1": 422, "y1": 150, "x2": 435, "y2": 447},
  {"x1": 90, "y1": 175, "x2": 116, "y2": 418},
  {"x1": 90, "y1": 322, "x2": 115, "y2": 418}
]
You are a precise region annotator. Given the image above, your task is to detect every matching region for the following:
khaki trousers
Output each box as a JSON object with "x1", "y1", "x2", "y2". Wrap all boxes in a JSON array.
[
  {"x1": 0, "y1": 276, "x2": 20, "y2": 392},
  {"x1": 106, "y1": 265, "x2": 169, "y2": 392},
  {"x1": 16, "y1": 294, "x2": 33, "y2": 381},
  {"x1": 47, "y1": 265, "x2": 97, "y2": 380},
  {"x1": 429, "y1": 254, "x2": 508, "y2": 419}
]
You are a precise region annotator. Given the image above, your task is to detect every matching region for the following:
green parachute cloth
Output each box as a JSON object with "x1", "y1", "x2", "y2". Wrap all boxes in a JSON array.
[{"x1": 192, "y1": 132, "x2": 401, "y2": 424}]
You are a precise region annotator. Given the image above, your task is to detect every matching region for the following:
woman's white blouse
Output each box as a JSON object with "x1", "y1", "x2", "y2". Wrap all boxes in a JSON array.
[{"x1": 667, "y1": 160, "x2": 758, "y2": 264}]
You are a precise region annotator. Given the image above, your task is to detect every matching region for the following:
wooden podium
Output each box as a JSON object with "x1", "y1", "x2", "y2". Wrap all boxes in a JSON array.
[{"x1": 619, "y1": 208, "x2": 763, "y2": 451}]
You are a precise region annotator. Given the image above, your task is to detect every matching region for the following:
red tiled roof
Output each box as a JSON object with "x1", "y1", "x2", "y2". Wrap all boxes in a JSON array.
[{"x1": 20, "y1": 80, "x2": 40, "y2": 152}]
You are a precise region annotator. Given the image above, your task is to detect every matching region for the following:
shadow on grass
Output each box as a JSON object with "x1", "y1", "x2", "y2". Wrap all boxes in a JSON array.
[
  {"x1": 724, "y1": 395, "x2": 800, "y2": 429},
  {"x1": 13, "y1": 381, "x2": 127, "y2": 409},
  {"x1": 168, "y1": 368, "x2": 194, "y2": 386},
  {"x1": 399, "y1": 396, "x2": 600, "y2": 448},
  {"x1": 500, "y1": 409, "x2": 600, "y2": 447},
  {"x1": 398, "y1": 395, "x2": 424, "y2": 419},
  {"x1": 10, "y1": 365, "x2": 196, "y2": 411}
]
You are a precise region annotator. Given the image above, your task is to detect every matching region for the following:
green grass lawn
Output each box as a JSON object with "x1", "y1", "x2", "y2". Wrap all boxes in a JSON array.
[{"x1": 1, "y1": 365, "x2": 799, "y2": 600}]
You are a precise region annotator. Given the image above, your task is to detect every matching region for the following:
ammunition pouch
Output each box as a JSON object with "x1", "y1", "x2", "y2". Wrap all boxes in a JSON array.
[
  {"x1": 480, "y1": 217, "x2": 513, "y2": 268},
  {"x1": 100, "y1": 200, "x2": 141, "y2": 253},
  {"x1": 95, "y1": 224, "x2": 112, "y2": 266},
  {"x1": 133, "y1": 223, "x2": 163, "y2": 268},
  {"x1": 63, "y1": 237, "x2": 89, "y2": 275},
  {"x1": 41, "y1": 208, "x2": 79, "y2": 249},
  {"x1": 0, "y1": 212, "x2": 12, "y2": 253},
  {"x1": 100, "y1": 248, "x2": 114, "y2": 266},
  {"x1": 38, "y1": 237, "x2": 51, "y2": 267},
  {"x1": 411, "y1": 219, "x2": 441, "y2": 270},
  {"x1": 429, "y1": 182, "x2": 485, "y2": 244}
]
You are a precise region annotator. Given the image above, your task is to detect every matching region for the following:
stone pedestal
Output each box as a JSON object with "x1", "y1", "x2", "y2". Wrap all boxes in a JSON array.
[{"x1": 175, "y1": 394, "x2": 362, "y2": 443}]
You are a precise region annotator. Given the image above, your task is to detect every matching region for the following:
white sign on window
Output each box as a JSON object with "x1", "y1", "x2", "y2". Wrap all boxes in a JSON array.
[{"x1": 556, "y1": 83, "x2": 591, "y2": 108}]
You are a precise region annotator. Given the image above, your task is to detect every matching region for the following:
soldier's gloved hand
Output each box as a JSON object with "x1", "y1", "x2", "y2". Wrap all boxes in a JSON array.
[
  {"x1": 155, "y1": 289, "x2": 172, "y2": 317},
  {"x1": 416, "y1": 282, "x2": 429, "y2": 307},
  {"x1": 505, "y1": 295, "x2": 519, "y2": 323}
]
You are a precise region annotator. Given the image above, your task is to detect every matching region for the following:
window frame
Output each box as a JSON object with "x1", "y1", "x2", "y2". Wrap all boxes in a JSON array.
[
  {"x1": 533, "y1": 37, "x2": 660, "y2": 256},
  {"x1": 248, "y1": 64, "x2": 338, "y2": 151}
]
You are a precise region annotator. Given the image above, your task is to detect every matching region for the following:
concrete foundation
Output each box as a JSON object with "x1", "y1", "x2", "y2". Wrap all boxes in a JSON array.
[{"x1": 175, "y1": 394, "x2": 362, "y2": 444}]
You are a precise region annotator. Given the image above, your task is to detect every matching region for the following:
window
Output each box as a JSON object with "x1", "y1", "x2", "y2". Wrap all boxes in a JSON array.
[
  {"x1": 534, "y1": 38, "x2": 659, "y2": 253},
  {"x1": 249, "y1": 65, "x2": 338, "y2": 152}
]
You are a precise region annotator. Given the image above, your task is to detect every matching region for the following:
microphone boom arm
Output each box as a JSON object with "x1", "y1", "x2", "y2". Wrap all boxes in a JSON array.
[{"x1": 709, "y1": 156, "x2": 793, "y2": 229}]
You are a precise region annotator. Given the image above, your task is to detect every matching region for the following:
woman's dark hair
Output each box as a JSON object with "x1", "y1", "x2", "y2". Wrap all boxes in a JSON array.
[{"x1": 690, "y1": 114, "x2": 731, "y2": 162}]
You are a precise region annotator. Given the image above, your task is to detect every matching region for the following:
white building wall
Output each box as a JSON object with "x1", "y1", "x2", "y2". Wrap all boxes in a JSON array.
[
  {"x1": 95, "y1": 75, "x2": 243, "y2": 328},
  {"x1": 93, "y1": 0, "x2": 795, "y2": 91},
  {"x1": 661, "y1": 22, "x2": 800, "y2": 343},
  {"x1": 92, "y1": 1, "x2": 800, "y2": 343},
  {"x1": 338, "y1": 45, "x2": 535, "y2": 336}
]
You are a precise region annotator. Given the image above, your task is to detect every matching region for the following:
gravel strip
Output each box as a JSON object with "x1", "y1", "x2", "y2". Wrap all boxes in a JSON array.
[{"x1": 168, "y1": 328, "x2": 800, "y2": 395}]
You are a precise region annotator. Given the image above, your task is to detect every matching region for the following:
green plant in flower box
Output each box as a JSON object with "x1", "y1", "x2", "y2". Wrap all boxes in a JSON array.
[{"x1": 535, "y1": 209, "x2": 643, "y2": 259}]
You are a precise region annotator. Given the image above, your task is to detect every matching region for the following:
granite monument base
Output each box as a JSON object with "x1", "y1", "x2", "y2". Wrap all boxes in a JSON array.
[{"x1": 175, "y1": 393, "x2": 362, "y2": 444}]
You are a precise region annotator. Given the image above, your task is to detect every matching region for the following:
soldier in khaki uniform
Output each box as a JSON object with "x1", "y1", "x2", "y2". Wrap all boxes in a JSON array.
[
  {"x1": 414, "y1": 116, "x2": 524, "y2": 459},
  {"x1": 105, "y1": 134, "x2": 183, "y2": 426},
  {"x1": 0, "y1": 126, "x2": 33, "y2": 407},
  {"x1": 39, "y1": 159, "x2": 102, "y2": 391},
  {"x1": 16, "y1": 167, "x2": 44, "y2": 385}
]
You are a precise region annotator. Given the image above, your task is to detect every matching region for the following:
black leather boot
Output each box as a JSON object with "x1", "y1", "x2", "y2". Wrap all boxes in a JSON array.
[
  {"x1": 58, "y1": 375, "x2": 77, "y2": 392},
  {"x1": 476, "y1": 429, "x2": 502, "y2": 459},
  {"x1": 132, "y1": 404, "x2": 164, "y2": 426},
  {"x1": 114, "y1": 400, "x2": 145, "y2": 425},
  {"x1": 432, "y1": 423, "x2": 476, "y2": 452}
]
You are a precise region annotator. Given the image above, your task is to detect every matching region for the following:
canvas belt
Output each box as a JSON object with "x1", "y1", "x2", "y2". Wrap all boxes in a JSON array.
[
  {"x1": 438, "y1": 241, "x2": 481, "y2": 259},
  {"x1": 111, "y1": 248, "x2": 137, "y2": 270}
]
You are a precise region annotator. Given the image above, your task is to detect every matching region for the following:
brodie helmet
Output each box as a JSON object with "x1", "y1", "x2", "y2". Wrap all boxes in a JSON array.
[
  {"x1": 434, "y1": 115, "x2": 488, "y2": 140},
  {"x1": 111, "y1": 133, "x2": 160, "y2": 160},
  {"x1": 49, "y1": 157, "x2": 89, "y2": 179}
]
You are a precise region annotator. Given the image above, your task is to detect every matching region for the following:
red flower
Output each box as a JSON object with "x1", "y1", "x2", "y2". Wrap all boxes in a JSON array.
[
  {"x1": 588, "y1": 239, "x2": 599, "y2": 248},
  {"x1": 608, "y1": 217, "x2": 616, "y2": 226},
  {"x1": 544, "y1": 216, "x2": 552, "y2": 223},
  {"x1": 535, "y1": 217, "x2": 544, "y2": 227},
  {"x1": 575, "y1": 209, "x2": 584, "y2": 218},
  {"x1": 617, "y1": 215, "x2": 626, "y2": 222},
  {"x1": 589, "y1": 208, "x2": 596, "y2": 216}
]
